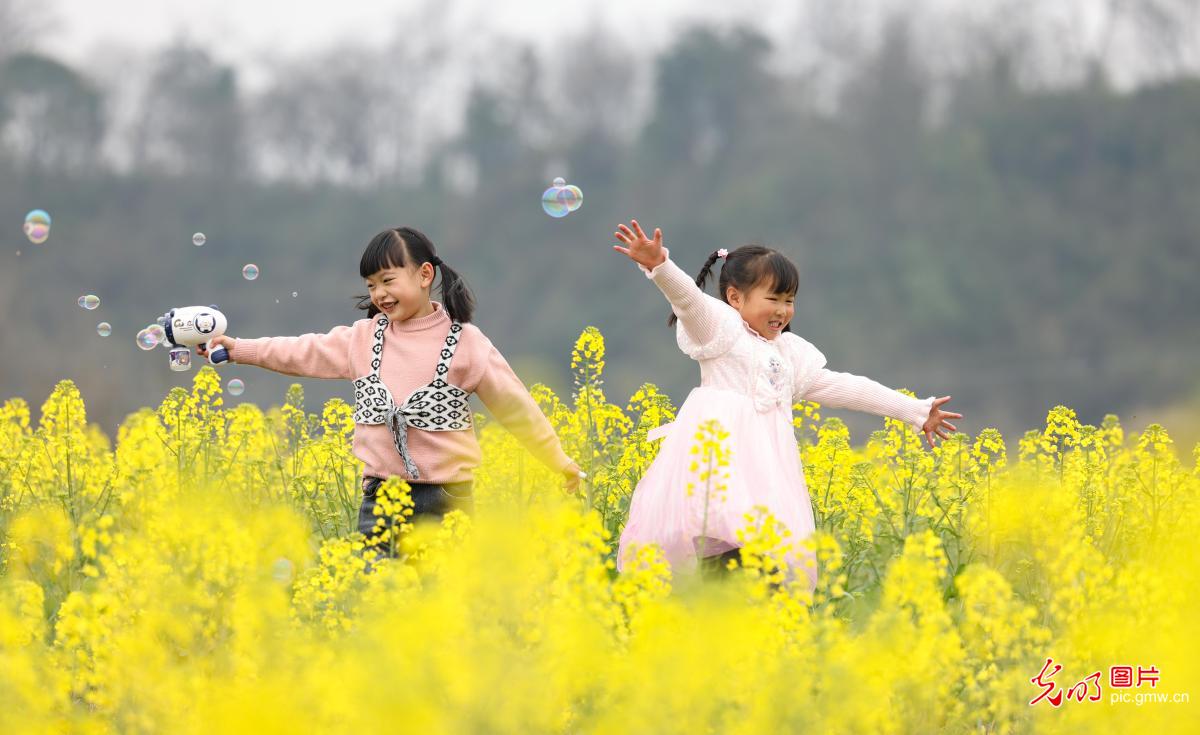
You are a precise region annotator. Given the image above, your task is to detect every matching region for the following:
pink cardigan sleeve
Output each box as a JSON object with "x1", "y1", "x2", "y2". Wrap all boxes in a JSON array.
[
  {"x1": 803, "y1": 368, "x2": 935, "y2": 435},
  {"x1": 472, "y1": 336, "x2": 575, "y2": 473},
  {"x1": 227, "y1": 324, "x2": 357, "y2": 380}
]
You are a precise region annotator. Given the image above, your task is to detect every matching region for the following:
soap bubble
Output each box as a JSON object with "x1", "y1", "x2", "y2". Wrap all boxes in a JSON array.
[
  {"x1": 79, "y1": 294, "x2": 100, "y2": 310},
  {"x1": 292, "y1": 291, "x2": 298, "y2": 298},
  {"x1": 541, "y1": 185, "x2": 570, "y2": 218},
  {"x1": 146, "y1": 324, "x2": 167, "y2": 345},
  {"x1": 541, "y1": 179, "x2": 583, "y2": 218},
  {"x1": 23, "y1": 210, "x2": 51, "y2": 244},
  {"x1": 242, "y1": 264, "x2": 259, "y2": 281},
  {"x1": 192, "y1": 232, "x2": 206, "y2": 247},
  {"x1": 77, "y1": 296, "x2": 85, "y2": 308},
  {"x1": 96, "y1": 322, "x2": 112, "y2": 337},
  {"x1": 272, "y1": 557, "x2": 294, "y2": 583},
  {"x1": 561, "y1": 184, "x2": 583, "y2": 212},
  {"x1": 227, "y1": 378, "x2": 245, "y2": 396},
  {"x1": 135, "y1": 329, "x2": 159, "y2": 350}
]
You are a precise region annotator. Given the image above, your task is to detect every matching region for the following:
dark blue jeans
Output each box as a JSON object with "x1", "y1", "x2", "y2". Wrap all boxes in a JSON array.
[
  {"x1": 357, "y1": 476, "x2": 474, "y2": 558},
  {"x1": 355, "y1": 475, "x2": 472, "y2": 569}
]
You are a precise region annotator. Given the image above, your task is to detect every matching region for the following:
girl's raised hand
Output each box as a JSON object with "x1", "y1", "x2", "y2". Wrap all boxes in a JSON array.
[
  {"x1": 613, "y1": 219, "x2": 667, "y2": 271},
  {"x1": 921, "y1": 396, "x2": 963, "y2": 449}
]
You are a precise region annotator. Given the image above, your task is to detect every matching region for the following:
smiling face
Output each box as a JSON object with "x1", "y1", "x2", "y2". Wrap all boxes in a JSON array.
[
  {"x1": 726, "y1": 281, "x2": 795, "y2": 340},
  {"x1": 710, "y1": 246, "x2": 800, "y2": 341},
  {"x1": 365, "y1": 262, "x2": 436, "y2": 321}
]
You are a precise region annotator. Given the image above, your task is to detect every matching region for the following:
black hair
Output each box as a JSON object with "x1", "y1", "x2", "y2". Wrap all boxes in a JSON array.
[
  {"x1": 667, "y1": 244, "x2": 799, "y2": 332},
  {"x1": 355, "y1": 226, "x2": 476, "y2": 323}
]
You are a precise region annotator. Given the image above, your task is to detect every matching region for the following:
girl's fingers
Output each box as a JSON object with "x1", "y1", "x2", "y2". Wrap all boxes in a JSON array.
[
  {"x1": 615, "y1": 231, "x2": 630, "y2": 244},
  {"x1": 631, "y1": 219, "x2": 648, "y2": 241},
  {"x1": 654, "y1": 227, "x2": 663, "y2": 246},
  {"x1": 944, "y1": 421, "x2": 957, "y2": 432},
  {"x1": 617, "y1": 223, "x2": 634, "y2": 240},
  {"x1": 613, "y1": 245, "x2": 631, "y2": 257}
]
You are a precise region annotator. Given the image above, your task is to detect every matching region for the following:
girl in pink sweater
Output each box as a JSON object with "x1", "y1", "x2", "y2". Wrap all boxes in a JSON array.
[
  {"x1": 198, "y1": 227, "x2": 583, "y2": 551},
  {"x1": 612, "y1": 220, "x2": 962, "y2": 586}
]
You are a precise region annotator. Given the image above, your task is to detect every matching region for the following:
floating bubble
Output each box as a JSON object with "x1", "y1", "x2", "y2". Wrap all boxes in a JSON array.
[
  {"x1": 227, "y1": 378, "x2": 245, "y2": 396},
  {"x1": 561, "y1": 184, "x2": 583, "y2": 213},
  {"x1": 23, "y1": 209, "x2": 51, "y2": 244},
  {"x1": 541, "y1": 178, "x2": 585, "y2": 218},
  {"x1": 97, "y1": 322, "x2": 112, "y2": 337},
  {"x1": 77, "y1": 296, "x2": 86, "y2": 308},
  {"x1": 541, "y1": 186, "x2": 570, "y2": 218},
  {"x1": 135, "y1": 329, "x2": 159, "y2": 350},
  {"x1": 146, "y1": 324, "x2": 167, "y2": 345},
  {"x1": 272, "y1": 557, "x2": 294, "y2": 583},
  {"x1": 242, "y1": 264, "x2": 259, "y2": 281},
  {"x1": 291, "y1": 291, "x2": 298, "y2": 298},
  {"x1": 79, "y1": 294, "x2": 100, "y2": 310},
  {"x1": 192, "y1": 232, "x2": 206, "y2": 247}
]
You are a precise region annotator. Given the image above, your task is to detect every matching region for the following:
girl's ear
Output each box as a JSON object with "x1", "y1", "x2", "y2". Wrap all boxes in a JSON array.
[
  {"x1": 420, "y1": 263, "x2": 436, "y2": 289},
  {"x1": 725, "y1": 285, "x2": 742, "y2": 307}
]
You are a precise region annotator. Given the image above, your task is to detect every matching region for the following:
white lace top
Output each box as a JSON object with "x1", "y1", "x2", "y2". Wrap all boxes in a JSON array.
[{"x1": 641, "y1": 249, "x2": 935, "y2": 433}]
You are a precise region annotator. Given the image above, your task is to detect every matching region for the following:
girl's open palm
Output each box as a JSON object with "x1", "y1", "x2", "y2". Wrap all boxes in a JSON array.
[
  {"x1": 922, "y1": 396, "x2": 963, "y2": 449},
  {"x1": 613, "y1": 220, "x2": 667, "y2": 271}
]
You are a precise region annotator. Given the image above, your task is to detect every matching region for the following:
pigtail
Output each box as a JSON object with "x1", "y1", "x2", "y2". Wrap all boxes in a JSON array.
[
  {"x1": 667, "y1": 252, "x2": 722, "y2": 328},
  {"x1": 356, "y1": 294, "x2": 381, "y2": 319},
  {"x1": 436, "y1": 261, "x2": 476, "y2": 323}
]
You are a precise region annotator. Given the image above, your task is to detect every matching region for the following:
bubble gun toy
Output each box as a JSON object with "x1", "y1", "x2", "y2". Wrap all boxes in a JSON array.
[{"x1": 157, "y1": 305, "x2": 230, "y2": 372}]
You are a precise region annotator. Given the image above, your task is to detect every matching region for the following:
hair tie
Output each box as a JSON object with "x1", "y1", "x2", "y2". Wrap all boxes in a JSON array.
[
  {"x1": 428, "y1": 256, "x2": 442, "y2": 267},
  {"x1": 716, "y1": 248, "x2": 729, "y2": 260}
]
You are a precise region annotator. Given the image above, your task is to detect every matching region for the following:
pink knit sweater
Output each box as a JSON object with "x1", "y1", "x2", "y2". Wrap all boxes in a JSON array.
[{"x1": 228, "y1": 302, "x2": 574, "y2": 484}]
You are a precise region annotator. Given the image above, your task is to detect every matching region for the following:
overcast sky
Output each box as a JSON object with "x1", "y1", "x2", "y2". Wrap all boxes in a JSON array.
[
  {"x1": 37, "y1": 1, "x2": 1160, "y2": 90},
  {"x1": 42, "y1": 0, "x2": 798, "y2": 69},
  {"x1": 30, "y1": 1, "x2": 1177, "y2": 101}
]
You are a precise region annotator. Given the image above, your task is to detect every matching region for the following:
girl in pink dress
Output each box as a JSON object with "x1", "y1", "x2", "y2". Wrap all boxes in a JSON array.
[{"x1": 611, "y1": 220, "x2": 962, "y2": 587}]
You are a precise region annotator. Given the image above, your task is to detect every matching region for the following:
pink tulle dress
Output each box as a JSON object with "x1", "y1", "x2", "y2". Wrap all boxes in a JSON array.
[{"x1": 617, "y1": 250, "x2": 935, "y2": 587}]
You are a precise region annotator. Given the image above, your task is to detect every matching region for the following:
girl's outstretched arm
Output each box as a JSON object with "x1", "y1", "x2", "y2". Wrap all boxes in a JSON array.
[
  {"x1": 802, "y1": 368, "x2": 961, "y2": 448},
  {"x1": 473, "y1": 336, "x2": 580, "y2": 482},
  {"x1": 206, "y1": 326, "x2": 357, "y2": 380},
  {"x1": 613, "y1": 219, "x2": 731, "y2": 352}
]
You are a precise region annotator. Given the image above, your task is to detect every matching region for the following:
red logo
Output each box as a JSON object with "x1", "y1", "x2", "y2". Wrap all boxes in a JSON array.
[{"x1": 1031, "y1": 657, "x2": 1162, "y2": 707}]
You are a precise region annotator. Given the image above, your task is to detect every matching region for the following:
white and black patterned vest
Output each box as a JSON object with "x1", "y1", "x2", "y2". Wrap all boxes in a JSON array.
[{"x1": 352, "y1": 315, "x2": 473, "y2": 479}]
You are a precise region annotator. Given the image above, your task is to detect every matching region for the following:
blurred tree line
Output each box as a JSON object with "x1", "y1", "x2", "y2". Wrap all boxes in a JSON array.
[{"x1": 2, "y1": 0, "x2": 1199, "y2": 449}]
